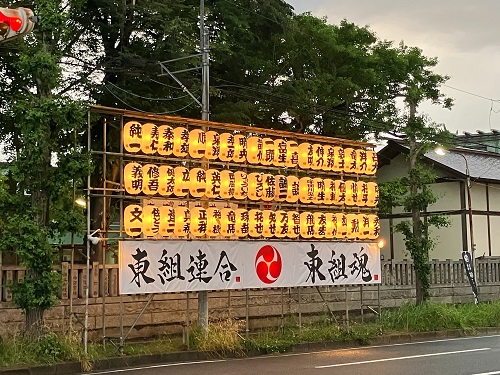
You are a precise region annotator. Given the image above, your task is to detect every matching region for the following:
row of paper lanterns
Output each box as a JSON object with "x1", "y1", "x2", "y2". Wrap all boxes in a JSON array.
[
  {"x1": 124, "y1": 204, "x2": 380, "y2": 240},
  {"x1": 123, "y1": 121, "x2": 377, "y2": 175},
  {"x1": 124, "y1": 163, "x2": 379, "y2": 207}
]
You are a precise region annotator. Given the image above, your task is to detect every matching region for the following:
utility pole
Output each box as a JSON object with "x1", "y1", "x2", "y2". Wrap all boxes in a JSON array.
[{"x1": 198, "y1": 0, "x2": 210, "y2": 330}]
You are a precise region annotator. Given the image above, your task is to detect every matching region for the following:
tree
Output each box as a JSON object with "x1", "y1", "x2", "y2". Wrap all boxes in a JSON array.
[
  {"x1": 378, "y1": 43, "x2": 453, "y2": 304},
  {"x1": 0, "y1": 0, "x2": 88, "y2": 336}
]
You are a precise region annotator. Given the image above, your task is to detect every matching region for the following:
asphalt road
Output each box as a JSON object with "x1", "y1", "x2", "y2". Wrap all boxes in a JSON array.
[{"x1": 87, "y1": 335, "x2": 500, "y2": 375}]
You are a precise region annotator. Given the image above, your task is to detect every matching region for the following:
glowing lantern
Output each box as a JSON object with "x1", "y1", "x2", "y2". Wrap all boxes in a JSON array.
[
  {"x1": 344, "y1": 147, "x2": 357, "y2": 174},
  {"x1": 124, "y1": 204, "x2": 143, "y2": 237},
  {"x1": 286, "y1": 140, "x2": 299, "y2": 168},
  {"x1": 368, "y1": 214, "x2": 380, "y2": 239},
  {"x1": 332, "y1": 146, "x2": 345, "y2": 173},
  {"x1": 248, "y1": 173, "x2": 264, "y2": 201},
  {"x1": 220, "y1": 208, "x2": 236, "y2": 237},
  {"x1": 335, "y1": 212, "x2": 348, "y2": 239},
  {"x1": 359, "y1": 214, "x2": 371, "y2": 240},
  {"x1": 235, "y1": 209, "x2": 249, "y2": 237},
  {"x1": 286, "y1": 175, "x2": 300, "y2": 203},
  {"x1": 325, "y1": 146, "x2": 335, "y2": 171},
  {"x1": 205, "y1": 169, "x2": 221, "y2": 198},
  {"x1": 189, "y1": 168, "x2": 206, "y2": 198},
  {"x1": 366, "y1": 150, "x2": 378, "y2": 176},
  {"x1": 324, "y1": 212, "x2": 336, "y2": 239},
  {"x1": 158, "y1": 165, "x2": 175, "y2": 196},
  {"x1": 233, "y1": 134, "x2": 247, "y2": 163},
  {"x1": 247, "y1": 136, "x2": 263, "y2": 164},
  {"x1": 262, "y1": 137, "x2": 275, "y2": 166},
  {"x1": 220, "y1": 170, "x2": 235, "y2": 199},
  {"x1": 142, "y1": 164, "x2": 160, "y2": 195},
  {"x1": 262, "y1": 174, "x2": 276, "y2": 202},
  {"x1": 299, "y1": 177, "x2": 314, "y2": 204},
  {"x1": 333, "y1": 180, "x2": 346, "y2": 206},
  {"x1": 300, "y1": 212, "x2": 315, "y2": 238},
  {"x1": 274, "y1": 139, "x2": 287, "y2": 167},
  {"x1": 190, "y1": 206, "x2": 207, "y2": 237},
  {"x1": 158, "y1": 125, "x2": 174, "y2": 156},
  {"x1": 275, "y1": 175, "x2": 288, "y2": 202},
  {"x1": 356, "y1": 149, "x2": 368, "y2": 174},
  {"x1": 287, "y1": 211, "x2": 300, "y2": 239},
  {"x1": 220, "y1": 133, "x2": 235, "y2": 162},
  {"x1": 275, "y1": 210, "x2": 288, "y2": 238},
  {"x1": 174, "y1": 166, "x2": 190, "y2": 197},
  {"x1": 324, "y1": 179, "x2": 335, "y2": 205},
  {"x1": 346, "y1": 213, "x2": 360, "y2": 240},
  {"x1": 206, "y1": 207, "x2": 222, "y2": 237},
  {"x1": 124, "y1": 163, "x2": 143, "y2": 195},
  {"x1": 367, "y1": 182, "x2": 379, "y2": 207},
  {"x1": 205, "y1": 131, "x2": 220, "y2": 160},
  {"x1": 314, "y1": 212, "x2": 327, "y2": 239},
  {"x1": 234, "y1": 171, "x2": 248, "y2": 200},
  {"x1": 312, "y1": 178, "x2": 325, "y2": 205},
  {"x1": 356, "y1": 181, "x2": 369, "y2": 207},
  {"x1": 174, "y1": 206, "x2": 190, "y2": 237},
  {"x1": 189, "y1": 129, "x2": 206, "y2": 158},
  {"x1": 139, "y1": 123, "x2": 157, "y2": 155},
  {"x1": 344, "y1": 180, "x2": 357, "y2": 206},
  {"x1": 173, "y1": 127, "x2": 189, "y2": 157},
  {"x1": 159, "y1": 205, "x2": 175, "y2": 237},
  {"x1": 143, "y1": 205, "x2": 161, "y2": 237},
  {"x1": 248, "y1": 209, "x2": 264, "y2": 238},
  {"x1": 298, "y1": 142, "x2": 313, "y2": 169},
  {"x1": 311, "y1": 144, "x2": 326, "y2": 171},
  {"x1": 262, "y1": 210, "x2": 277, "y2": 238},
  {"x1": 123, "y1": 121, "x2": 142, "y2": 153}
]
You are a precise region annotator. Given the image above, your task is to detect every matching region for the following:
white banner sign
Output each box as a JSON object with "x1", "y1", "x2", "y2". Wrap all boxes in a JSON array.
[{"x1": 119, "y1": 241, "x2": 381, "y2": 294}]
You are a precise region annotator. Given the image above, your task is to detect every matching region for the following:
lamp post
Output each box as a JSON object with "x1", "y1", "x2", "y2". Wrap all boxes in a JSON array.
[{"x1": 435, "y1": 147, "x2": 478, "y2": 303}]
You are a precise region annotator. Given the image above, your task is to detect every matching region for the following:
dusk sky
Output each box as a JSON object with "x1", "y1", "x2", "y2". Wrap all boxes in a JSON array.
[{"x1": 287, "y1": 0, "x2": 500, "y2": 135}]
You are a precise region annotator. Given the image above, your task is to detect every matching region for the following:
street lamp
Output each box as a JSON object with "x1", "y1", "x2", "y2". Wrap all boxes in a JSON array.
[{"x1": 435, "y1": 147, "x2": 478, "y2": 303}]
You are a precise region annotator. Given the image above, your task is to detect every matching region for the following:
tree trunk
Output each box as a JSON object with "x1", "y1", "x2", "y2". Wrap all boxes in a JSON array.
[{"x1": 25, "y1": 306, "x2": 45, "y2": 339}]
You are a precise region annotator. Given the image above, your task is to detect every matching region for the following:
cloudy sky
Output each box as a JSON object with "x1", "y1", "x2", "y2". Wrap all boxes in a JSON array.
[{"x1": 287, "y1": 0, "x2": 500, "y2": 135}]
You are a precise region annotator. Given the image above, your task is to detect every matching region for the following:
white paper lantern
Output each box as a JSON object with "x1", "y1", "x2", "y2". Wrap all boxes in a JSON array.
[
  {"x1": 275, "y1": 175, "x2": 288, "y2": 202},
  {"x1": 124, "y1": 204, "x2": 143, "y2": 237},
  {"x1": 287, "y1": 211, "x2": 300, "y2": 239},
  {"x1": 300, "y1": 212, "x2": 314, "y2": 238},
  {"x1": 286, "y1": 175, "x2": 300, "y2": 203},
  {"x1": 262, "y1": 174, "x2": 276, "y2": 202},
  {"x1": 274, "y1": 139, "x2": 287, "y2": 167},
  {"x1": 248, "y1": 209, "x2": 264, "y2": 238},
  {"x1": 275, "y1": 210, "x2": 288, "y2": 238},
  {"x1": 174, "y1": 206, "x2": 191, "y2": 237},
  {"x1": 233, "y1": 134, "x2": 247, "y2": 163},
  {"x1": 286, "y1": 140, "x2": 299, "y2": 168},
  {"x1": 143, "y1": 205, "x2": 161, "y2": 237},
  {"x1": 123, "y1": 121, "x2": 142, "y2": 153},
  {"x1": 234, "y1": 209, "x2": 249, "y2": 237},
  {"x1": 220, "y1": 133, "x2": 235, "y2": 162},
  {"x1": 142, "y1": 164, "x2": 160, "y2": 195},
  {"x1": 159, "y1": 205, "x2": 175, "y2": 237},
  {"x1": 311, "y1": 144, "x2": 326, "y2": 170},
  {"x1": 220, "y1": 170, "x2": 235, "y2": 199},
  {"x1": 158, "y1": 125, "x2": 174, "y2": 156},
  {"x1": 158, "y1": 165, "x2": 175, "y2": 196},
  {"x1": 220, "y1": 208, "x2": 237, "y2": 237},
  {"x1": 189, "y1": 129, "x2": 206, "y2": 158},
  {"x1": 248, "y1": 173, "x2": 264, "y2": 201},
  {"x1": 298, "y1": 142, "x2": 313, "y2": 169},
  {"x1": 234, "y1": 171, "x2": 248, "y2": 200},
  {"x1": 124, "y1": 163, "x2": 143, "y2": 195},
  {"x1": 174, "y1": 166, "x2": 190, "y2": 197},
  {"x1": 247, "y1": 136, "x2": 263, "y2": 164},
  {"x1": 206, "y1": 207, "x2": 222, "y2": 237},
  {"x1": 141, "y1": 123, "x2": 159, "y2": 155},
  {"x1": 173, "y1": 127, "x2": 189, "y2": 157},
  {"x1": 262, "y1": 137, "x2": 276, "y2": 166},
  {"x1": 190, "y1": 206, "x2": 207, "y2": 237},
  {"x1": 189, "y1": 168, "x2": 207, "y2": 198},
  {"x1": 205, "y1": 131, "x2": 220, "y2": 160},
  {"x1": 205, "y1": 169, "x2": 221, "y2": 199}
]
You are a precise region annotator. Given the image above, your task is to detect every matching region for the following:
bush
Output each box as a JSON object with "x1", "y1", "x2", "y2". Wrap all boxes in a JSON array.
[{"x1": 191, "y1": 318, "x2": 244, "y2": 354}]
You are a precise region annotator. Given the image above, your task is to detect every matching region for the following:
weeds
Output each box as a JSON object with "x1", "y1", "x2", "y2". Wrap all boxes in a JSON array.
[{"x1": 2, "y1": 302, "x2": 500, "y2": 368}]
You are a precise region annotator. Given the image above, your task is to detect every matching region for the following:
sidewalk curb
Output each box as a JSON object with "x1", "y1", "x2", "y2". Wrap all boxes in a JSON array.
[{"x1": 2, "y1": 328, "x2": 500, "y2": 375}]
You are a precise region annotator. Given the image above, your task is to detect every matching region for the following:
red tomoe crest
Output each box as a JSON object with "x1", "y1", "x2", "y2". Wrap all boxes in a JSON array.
[{"x1": 255, "y1": 245, "x2": 282, "y2": 284}]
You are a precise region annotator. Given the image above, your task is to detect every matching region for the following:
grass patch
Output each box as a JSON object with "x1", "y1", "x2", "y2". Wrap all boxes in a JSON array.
[{"x1": 3, "y1": 302, "x2": 500, "y2": 368}]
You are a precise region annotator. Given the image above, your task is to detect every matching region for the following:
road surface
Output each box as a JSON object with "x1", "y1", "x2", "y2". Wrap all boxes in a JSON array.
[{"x1": 86, "y1": 334, "x2": 500, "y2": 375}]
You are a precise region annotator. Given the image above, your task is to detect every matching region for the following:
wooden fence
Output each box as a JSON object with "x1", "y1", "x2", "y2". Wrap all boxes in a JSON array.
[{"x1": 1, "y1": 258, "x2": 499, "y2": 303}]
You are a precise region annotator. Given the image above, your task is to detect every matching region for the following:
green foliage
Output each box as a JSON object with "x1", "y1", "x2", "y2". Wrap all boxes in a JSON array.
[{"x1": 0, "y1": 331, "x2": 84, "y2": 366}]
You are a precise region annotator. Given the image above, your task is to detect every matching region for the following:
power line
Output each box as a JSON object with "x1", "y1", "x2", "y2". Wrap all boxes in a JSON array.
[
  {"x1": 106, "y1": 81, "x2": 195, "y2": 101},
  {"x1": 104, "y1": 85, "x2": 195, "y2": 115},
  {"x1": 443, "y1": 84, "x2": 500, "y2": 102}
]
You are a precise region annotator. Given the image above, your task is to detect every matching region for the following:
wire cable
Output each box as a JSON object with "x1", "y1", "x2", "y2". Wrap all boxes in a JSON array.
[
  {"x1": 106, "y1": 81, "x2": 195, "y2": 101},
  {"x1": 104, "y1": 85, "x2": 196, "y2": 115}
]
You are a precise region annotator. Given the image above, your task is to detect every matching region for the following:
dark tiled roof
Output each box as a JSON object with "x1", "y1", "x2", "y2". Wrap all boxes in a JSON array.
[
  {"x1": 425, "y1": 148, "x2": 500, "y2": 181},
  {"x1": 378, "y1": 140, "x2": 500, "y2": 182}
]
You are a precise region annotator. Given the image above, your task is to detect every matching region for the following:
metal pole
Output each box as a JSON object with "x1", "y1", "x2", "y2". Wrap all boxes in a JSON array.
[
  {"x1": 198, "y1": 0, "x2": 210, "y2": 330},
  {"x1": 245, "y1": 289, "x2": 249, "y2": 339},
  {"x1": 84, "y1": 110, "x2": 91, "y2": 354}
]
